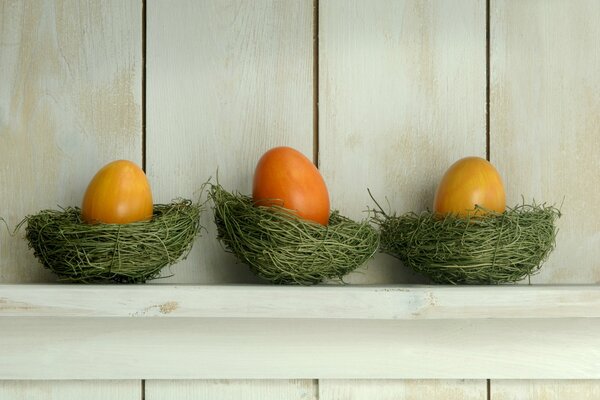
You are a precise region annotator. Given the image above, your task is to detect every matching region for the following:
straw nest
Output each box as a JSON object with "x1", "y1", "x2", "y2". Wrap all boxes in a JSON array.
[
  {"x1": 373, "y1": 203, "x2": 560, "y2": 284},
  {"x1": 208, "y1": 183, "x2": 379, "y2": 285},
  {"x1": 22, "y1": 200, "x2": 202, "y2": 283}
]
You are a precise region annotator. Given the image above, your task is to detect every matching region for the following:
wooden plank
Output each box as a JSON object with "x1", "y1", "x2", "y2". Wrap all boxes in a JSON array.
[
  {"x1": 0, "y1": 0, "x2": 143, "y2": 397},
  {"x1": 0, "y1": 0, "x2": 143, "y2": 283},
  {"x1": 3, "y1": 317, "x2": 600, "y2": 380},
  {"x1": 3, "y1": 284, "x2": 600, "y2": 320},
  {"x1": 491, "y1": 380, "x2": 600, "y2": 400},
  {"x1": 319, "y1": 380, "x2": 486, "y2": 400},
  {"x1": 490, "y1": 1, "x2": 600, "y2": 393},
  {"x1": 0, "y1": 380, "x2": 140, "y2": 400},
  {"x1": 490, "y1": 0, "x2": 600, "y2": 284},
  {"x1": 319, "y1": 0, "x2": 487, "y2": 284},
  {"x1": 145, "y1": 380, "x2": 317, "y2": 400},
  {"x1": 144, "y1": 3, "x2": 313, "y2": 395},
  {"x1": 145, "y1": 0, "x2": 314, "y2": 283}
]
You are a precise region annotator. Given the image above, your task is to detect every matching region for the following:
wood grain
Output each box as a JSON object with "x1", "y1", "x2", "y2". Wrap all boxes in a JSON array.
[
  {"x1": 4, "y1": 317, "x2": 600, "y2": 379},
  {"x1": 0, "y1": 380, "x2": 140, "y2": 400},
  {"x1": 490, "y1": 0, "x2": 600, "y2": 284},
  {"x1": 319, "y1": 380, "x2": 486, "y2": 400},
  {"x1": 490, "y1": 0, "x2": 600, "y2": 396},
  {"x1": 1, "y1": 0, "x2": 599, "y2": 397},
  {"x1": 145, "y1": 0, "x2": 314, "y2": 283},
  {"x1": 491, "y1": 380, "x2": 600, "y2": 400},
  {"x1": 0, "y1": 1, "x2": 142, "y2": 398},
  {"x1": 4, "y1": 284, "x2": 600, "y2": 320},
  {"x1": 0, "y1": 0, "x2": 142, "y2": 283},
  {"x1": 319, "y1": 0, "x2": 487, "y2": 284},
  {"x1": 145, "y1": 380, "x2": 317, "y2": 400}
]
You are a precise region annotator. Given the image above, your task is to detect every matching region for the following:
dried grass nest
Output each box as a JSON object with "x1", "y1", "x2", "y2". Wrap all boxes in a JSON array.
[
  {"x1": 208, "y1": 183, "x2": 379, "y2": 285},
  {"x1": 22, "y1": 199, "x2": 202, "y2": 283},
  {"x1": 373, "y1": 202, "x2": 561, "y2": 284}
]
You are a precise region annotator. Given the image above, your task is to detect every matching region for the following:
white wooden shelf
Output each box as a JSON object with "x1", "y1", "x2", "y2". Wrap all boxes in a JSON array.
[
  {"x1": 1, "y1": 284, "x2": 600, "y2": 380},
  {"x1": 2, "y1": 284, "x2": 600, "y2": 320}
]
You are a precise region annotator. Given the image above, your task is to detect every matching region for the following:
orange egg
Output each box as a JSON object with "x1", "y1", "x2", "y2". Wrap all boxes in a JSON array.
[
  {"x1": 81, "y1": 160, "x2": 153, "y2": 224},
  {"x1": 433, "y1": 157, "x2": 506, "y2": 217},
  {"x1": 252, "y1": 147, "x2": 330, "y2": 225}
]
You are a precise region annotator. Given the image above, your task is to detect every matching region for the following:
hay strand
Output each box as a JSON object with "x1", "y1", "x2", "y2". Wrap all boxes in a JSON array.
[
  {"x1": 209, "y1": 183, "x2": 379, "y2": 285},
  {"x1": 23, "y1": 200, "x2": 202, "y2": 283},
  {"x1": 373, "y1": 203, "x2": 560, "y2": 284}
]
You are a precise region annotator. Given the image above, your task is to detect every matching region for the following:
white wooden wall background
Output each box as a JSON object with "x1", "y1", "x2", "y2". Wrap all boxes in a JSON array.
[
  {"x1": 1, "y1": 0, "x2": 599, "y2": 399},
  {"x1": 146, "y1": 0, "x2": 313, "y2": 284}
]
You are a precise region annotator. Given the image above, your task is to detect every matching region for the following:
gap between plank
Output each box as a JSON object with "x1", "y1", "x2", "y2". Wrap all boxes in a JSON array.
[
  {"x1": 313, "y1": 0, "x2": 320, "y2": 168},
  {"x1": 141, "y1": 0, "x2": 147, "y2": 172},
  {"x1": 485, "y1": 0, "x2": 491, "y2": 161}
]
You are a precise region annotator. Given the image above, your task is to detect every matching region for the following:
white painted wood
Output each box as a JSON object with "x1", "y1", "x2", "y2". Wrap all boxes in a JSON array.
[
  {"x1": 490, "y1": 0, "x2": 600, "y2": 284},
  {"x1": 0, "y1": 381, "x2": 140, "y2": 400},
  {"x1": 145, "y1": 380, "x2": 317, "y2": 400},
  {"x1": 145, "y1": 0, "x2": 314, "y2": 283},
  {"x1": 0, "y1": 0, "x2": 143, "y2": 283},
  {"x1": 491, "y1": 380, "x2": 600, "y2": 400},
  {"x1": 319, "y1": 379, "x2": 486, "y2": 400},
  {"x1": 490, "y1": 1, "x2": 600, "y2": 394},
  {"x1": 3, "y1": 284, "x2": 600, "y2": 320},
  {"x1": 319, "y1": 0, "x2": 486, "y2": 284},
  {"x1": 2, "y1": 317, "x2": 600, "y2": 379},
  {"x1": 0, "y1": 0, "x2": 142, "y2": 394},
  {"x1": 0, "y1": 0, "x2": 143, "y2": 397},
  {"x1": 0, "y1": 0, "x2": 598, "y2": 394}
]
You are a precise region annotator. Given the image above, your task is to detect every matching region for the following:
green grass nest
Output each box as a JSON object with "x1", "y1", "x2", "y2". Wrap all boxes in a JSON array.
[
  {"x1": 22, "y1": 200, "x2": 202, "y2": 283},
  {"x1": 209, "y1": 184, "x2": 379, "y2": 285},
  {"x1": 373, "y1": 203, "x2": 560, "y2": 284}
]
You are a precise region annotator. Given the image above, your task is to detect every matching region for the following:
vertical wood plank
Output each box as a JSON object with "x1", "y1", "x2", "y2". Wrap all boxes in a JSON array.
[
  {"x1": 0, "y1": 0, "x2": 143, "y2": 282},
  {"x1": 319, "y1": 0, "x2": 486, "y2": 283},
  {"x1": 491, "y1": 380, "x2": 600, "y2": 400},
  {"x1": 0, "y1": 380, "x2": 140, "y2": 400},
  {"x1": 146, "y1": 0, "x2": 314, "y2": 283},
  {"x1": 491, "y1": 0, "x2": 600, "y2": 396},
  {"x1": 0, "y1": 0, "x2": 143, "y2": 396},
  {"x1": 490, "y1": 0, "x2": 600, "y2": 284},
  {"x1": 146, "y1": 380, "x2": 317, "y2": 400},
  {"x1": 319, "y1": 380, "x2": 486, "y2": 400}
]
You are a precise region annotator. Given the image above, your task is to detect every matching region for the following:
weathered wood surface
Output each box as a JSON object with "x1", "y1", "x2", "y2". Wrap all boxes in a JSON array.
[
  {"x1": 0, "y1": 0, "x2": 143, "y2": 283},
  {"x1": 0, "y1": 380, "x2": 140, "y2": 400},
  {"x1": 491, "y1": 380, "x2": 600, "y2": 400},
  {"x1": 0, "y1": 0, "x2": 142, "y2": 394},
  {"x1": 3, "y1": 284, "x2": 600, "y2": 320},
  {"x1": 3, "y1": 317, "x2": 600, "y2": 379},
  {"x1": 145, "y1": 0, "x2": 314, "y2": 283},
  {"x1": 319, "y1": 0, "x2": 487, "y2": 284},
  {"x1": 319, "y1": 380, "x2": 486, "y2": 400},
  {"x1": 2, "y1": 0, "x2": 600, "y2": 396},
  {"x1": 145, "y1": 380, "x2": 317, "y2": 400},
  {"x1": 490, "y1": 0, "x2": 600, "y2": 284},
  {"x1": 489, "y1": 0, "x2": 600, "y2": 395}
]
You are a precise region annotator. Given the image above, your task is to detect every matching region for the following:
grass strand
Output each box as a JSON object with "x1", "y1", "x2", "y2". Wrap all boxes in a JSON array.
[
  {"x1": 209, "y1": 184, "x2": 379, "y2": 285},
  {"x1": 23, "y1": 200, "x2": 202, "y2": 283},
  {"x1": 373, "y1": 203, "x2": 560, "y2": 284}
]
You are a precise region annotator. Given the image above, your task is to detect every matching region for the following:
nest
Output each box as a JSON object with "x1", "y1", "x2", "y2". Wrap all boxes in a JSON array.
[
  {"x1": 374, "y1": 203, "x2": 560, "y2": 284},
  {"x1": 22, "y1": 200, "x2": 202, "y2": 283},
  {"x1": 208, "y1": 184, "x2": 379, "y2": 285}
]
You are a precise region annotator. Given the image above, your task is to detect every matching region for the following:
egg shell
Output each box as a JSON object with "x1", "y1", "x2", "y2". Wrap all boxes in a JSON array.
[
  {"x1": 433, "y1": 156, "x2": 506, "y2": 217},
  {"x1": 81, "y1": 160, "x2": 153, "y2": 224},
  {"x1": 252, "y1": 147, "x2": 330, "y2": 226}
]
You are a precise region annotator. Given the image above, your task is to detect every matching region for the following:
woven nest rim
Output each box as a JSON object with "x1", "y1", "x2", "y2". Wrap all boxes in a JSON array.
[
  {"x1": 209, "y1": 183, "x2": 379, "y2": 285},
  {"x1": 373, "y1": 202, "x2": 561, "y2": 284},
  {"x1": 23, "y1": 199, "x2": 203, "y2": 283}
]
